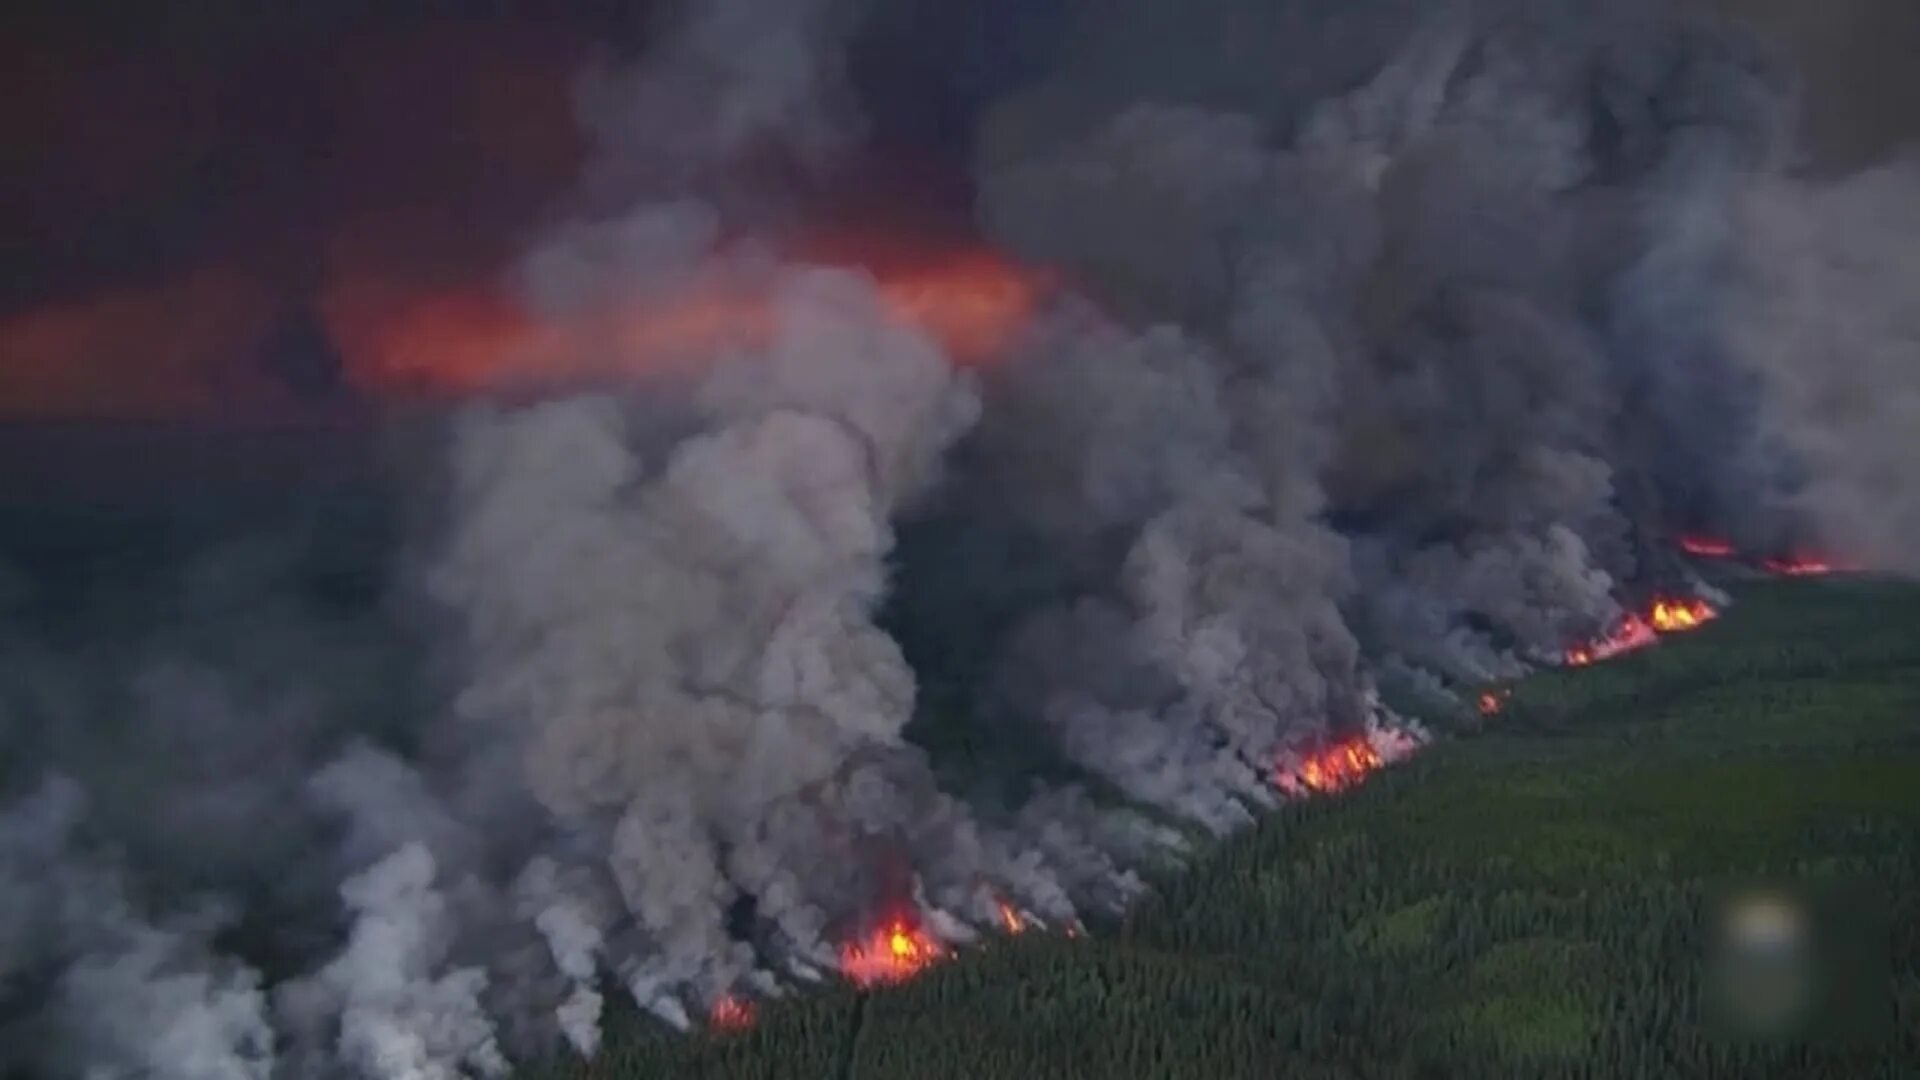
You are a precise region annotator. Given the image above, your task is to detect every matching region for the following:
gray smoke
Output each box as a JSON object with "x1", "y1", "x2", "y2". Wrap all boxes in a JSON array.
[
  {"x1": 0, "y1": 779, "x2": 275, "y2": 1080},
  {"x1": 1724, "y1": 157, "x2": 1920, "y2": 574},
  {"x1": 961, "y1": 0, "x2": 1905, "y2": 703},
  {"x1": 4, "y1": 0, "x2": 1919, "y2": 1075}
]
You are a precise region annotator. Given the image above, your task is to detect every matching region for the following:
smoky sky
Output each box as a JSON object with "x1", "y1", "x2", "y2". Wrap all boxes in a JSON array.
[
  {"x1": 3, "y1": 0, "x2": 1911, "y2": 430},
  {"x1": 0, "y1": 2, "x2": 1917, "y2": 1075}
]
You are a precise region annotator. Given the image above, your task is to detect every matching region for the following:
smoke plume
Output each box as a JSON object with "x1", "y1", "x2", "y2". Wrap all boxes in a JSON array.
[{"x1": 3, "y1": 0, "x2": 1918, "y2": 1074}]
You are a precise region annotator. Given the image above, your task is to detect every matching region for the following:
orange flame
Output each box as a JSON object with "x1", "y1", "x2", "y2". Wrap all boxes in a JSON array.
[
  {"x1": 1476, "y1": 688, "x2": 1511, "y2": 716},
  {"x1": 995, "y1": 899, "x2": 1025, "y2": 935},
  {"x1": 1678, "y1": 535, "x2": 1737, "y2": 558},
  {"x1": 1277, "y1": 735, "x2": 1385, "y2": 796},
  {"x1": 838, "y1": 914, "x2": 948, "y2": 988},
  {"x1": 1564, "y1": 612, "x2": 1659, "y2": 666},
  {"x1": 707, "y1": 994, "x2": 755, "y2": 1032},
  {"x1": 1647, "y1": 596, "x2": 1718, "y2": 632},
  {"x1": 1566, "y1": 595, "x2": 1719, "y2": 666}
]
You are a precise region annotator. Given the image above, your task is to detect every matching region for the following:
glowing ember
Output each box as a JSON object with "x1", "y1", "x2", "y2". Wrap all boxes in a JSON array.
[
  {"x1": 1476, "y1": 688, "x2": 1512, "y2": 716},
  {"x1": 1277, "y1": 736, "x2": 1385, "y2": 796},
  {"x1": 1647, "y1": 596, "x2": 1718, "y2": 632},
  {"x1": 707, "y1": 994, "x2": 755, "y2": 1032},
  {"x1": 1564, "y1": 612, "x2": 1659, "y2": 667},
  {"x1": 1678, "y1": 535, "x2": 1737, "y2": 558},
  {"x1": 838, "y1": 914, "x2": 948, "y2": 988}
]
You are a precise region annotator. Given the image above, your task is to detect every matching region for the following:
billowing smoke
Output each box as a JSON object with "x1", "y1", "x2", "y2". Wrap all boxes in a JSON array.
[
  {"x1": 1723, "y1": 157, "x2": 1920, "y2": 575},
  {"x1": 4, "y1": 0, "x2": 1919, "y2": 1074}
]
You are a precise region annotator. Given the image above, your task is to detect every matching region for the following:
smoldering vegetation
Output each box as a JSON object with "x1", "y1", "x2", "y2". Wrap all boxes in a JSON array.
[{"x1": 2, "y1": 0, "x2": 1916, "y2": 1075}]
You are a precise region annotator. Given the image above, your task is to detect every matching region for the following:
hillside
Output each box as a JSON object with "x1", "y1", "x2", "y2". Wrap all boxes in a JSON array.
[{"x1": 528, "y1": 577, "x2": 1920, "y2": 1078}]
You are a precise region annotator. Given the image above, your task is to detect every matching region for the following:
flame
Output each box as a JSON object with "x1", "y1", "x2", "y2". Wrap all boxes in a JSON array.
[
  {"x1": 707, "y1": 994, "x2": 755, "y2": 1033},
  {"x1": 1647, "y1": 596, "x2": 1718, "y2": 632},
  {"x1": 838, "y1": 913, "x2": 948, "y2": 988},
  {"x1": 995, "y1": 899, "x2": 1025, "y2": 935},
  {"x1": 1678, "y1": 535, "x2": 1737, "y2": 558},
  {"x1": 1564, "y1": 612, "x2": 1659, "y2": 666},
  {"x1": 1276, "y1": 735, "x2": 1385, "y2": 796},
  {"x1": 1476, "y1": 688, "x2": 1512, "y2": 716},
  {"x1": 1565, "y1": 594, "x2": 1720, "y2": 666}
]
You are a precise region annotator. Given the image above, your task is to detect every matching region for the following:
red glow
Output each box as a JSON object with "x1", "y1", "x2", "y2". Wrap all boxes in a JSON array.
[
  {"x1": 838, "y1": 913, "x2": 949, "y2": 988},
  {"x1": 1678, "y1": 535, "x2": 1737, "y2": 558},
  {"x1": 0, "y1": 270, "x2": 277, "y2": 418},
  {"x1": 1762, "y1": 555, "x2": 1856, "y2": 577},
  {"x1": 1476, "y1": 688, "x2": 1512, "y2": 716},
  {"x1": 323, "y1": 245, "x2": 1052, "y2": 396},
  {"x1": 1276, "y1": 736, "x2": 1385, "y2": 796},
  {"x1": 1564, "y1": 612, "x2": 1659, "y2": 667},
  {"x1": 1565, "y1": 595, "x2": 1719, "y2": 666},
  {"x1": 707, "y1": 994, "x2": 755, "y2": 1033}
]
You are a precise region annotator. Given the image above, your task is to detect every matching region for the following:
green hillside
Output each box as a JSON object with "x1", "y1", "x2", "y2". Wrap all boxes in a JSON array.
[{"x1": 529, "y1": 577, "x2": 1920, "y2": 1078}]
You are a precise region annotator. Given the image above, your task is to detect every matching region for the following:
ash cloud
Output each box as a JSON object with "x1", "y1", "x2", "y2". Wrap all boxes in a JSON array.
[{"x1": 4, "y1": 0, "x2": 1919, "y2": 1075}]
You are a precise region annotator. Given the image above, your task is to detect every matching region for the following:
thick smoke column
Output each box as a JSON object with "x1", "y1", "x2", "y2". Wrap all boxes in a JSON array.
[
  {"x1": 425, "y1": 269, "x2": 999, "y2": 998},
  {"x1": 3, "y1": 0, "x2": 1919, "y2": 1075},
  {"x1": 970, "y1": 309, "x2": 1368, "y2": 830},
  {"x1": 959, "y1": 0, "x2": 1892, "y2": 696}
]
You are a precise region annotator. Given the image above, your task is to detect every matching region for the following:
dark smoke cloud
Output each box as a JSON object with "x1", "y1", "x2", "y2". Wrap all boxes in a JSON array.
[{"x1": 3, "y1": 0, "x2": 1918, "y2": 1075}]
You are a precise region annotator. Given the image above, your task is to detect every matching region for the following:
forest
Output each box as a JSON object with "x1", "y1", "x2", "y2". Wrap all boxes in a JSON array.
[{"x1": 526, "y1": 577, "x2": 1920, "y2": 1078}]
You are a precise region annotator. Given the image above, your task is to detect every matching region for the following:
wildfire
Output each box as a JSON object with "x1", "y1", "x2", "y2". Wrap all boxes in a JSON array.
[
  {"x1": 1565, "y1": 594, "x2": 1720, "y2": 666},
  {"x1": 1761, "y1": 555, "x2": 1855, "y2": 577},
  {"x1": 995, "y1": 899, "x2": 1026, "y2": 935},
  {"x1": 1678, "y1": 535, "x2": 1737, "y2": 558},
  {"x1": 1564, "y1": 612, "x2": 1659, "y2": 667},
  {"x1": 707, "y1": 994, "x2": 756, "y2": 1033},
  {"x1": 1676, "y1": 536, "x2": 1859, "y2": 577},
  {"x1": 1276, "y1": 736, "x2": 1385, "y2": 797},
  {"x1": 1476, "y1": 688, "x2": 1512, "y2": 716},
  {"x1": 1647, "y1": 596, "x2": 1717, "y2": 632},
  {"x1": 838, "y1": 914, "x2": 949, "y2": 988}
]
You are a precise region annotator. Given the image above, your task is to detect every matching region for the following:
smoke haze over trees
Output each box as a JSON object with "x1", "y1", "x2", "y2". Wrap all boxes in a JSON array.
[{"x1": 0, "y1": 0, "x2": 1915, "y2": 1074}]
